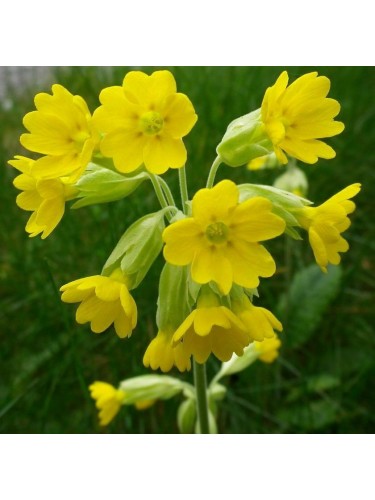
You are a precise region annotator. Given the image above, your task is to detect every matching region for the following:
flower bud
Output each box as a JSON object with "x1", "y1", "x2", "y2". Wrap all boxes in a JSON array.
[
  {"x1": 102, "y1": 210, "x2": 166, "y2": 288},
  {"x1": 119, "y1": 374, "x2": 187, "y2": 405},
  {"x1": 216, "y1": 109, "x2": 273, "y2": 167},
  {"x1": 156, "y1": 263, "x2": 192, "y2": 333},
  {"x1": 71, "y1": 163, "x2": 148, "y2": 209}
]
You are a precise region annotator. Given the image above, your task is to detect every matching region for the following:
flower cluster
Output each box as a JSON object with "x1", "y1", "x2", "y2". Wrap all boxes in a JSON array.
[{"x1": 9, "y1": 69, "x2": 360, "y2": 429}]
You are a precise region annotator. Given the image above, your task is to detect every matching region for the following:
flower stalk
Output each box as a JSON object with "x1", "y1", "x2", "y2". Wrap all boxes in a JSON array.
[{"x1": 193, "y1": 360, "x2": 210, "y2": 434}]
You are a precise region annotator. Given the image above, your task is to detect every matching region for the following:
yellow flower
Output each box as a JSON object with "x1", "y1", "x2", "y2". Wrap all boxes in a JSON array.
[
  {"x1": 89, "y1": 381, "x2": 125, "y2": 426},
  {"x1": 60, "y1": 268, "x2": 137, "y2": 338},
  {"x1": 255, "y1": 336, "x2": 282, "y2": 364},
  {"x1": 163, "y1": 180, "x2": 285, "y2": 295},
  {"x1": 9, "y1": 155, "x2": 77, "y2": 239},
  {"x1": 172, "y1": 289, "x2": 251, "y2": 363},
  {"x1": 93, "y1": 70, "x2": 197, "y2": 175},
  {"x1": 232, "y1": 295, "x2": 283, "y2": 342},
  {"x1": 143, "y1": 330, "x2": 191, "y2": 373},
  {"x1": 261, "y1": 71, "x2": 345, "y2": 165},
  {"x1": 294, "y1": 183, "x2": 361, "y2": 272},
  {"x1": 20, "y1": 84, "x2": 99, "y2": 182}
]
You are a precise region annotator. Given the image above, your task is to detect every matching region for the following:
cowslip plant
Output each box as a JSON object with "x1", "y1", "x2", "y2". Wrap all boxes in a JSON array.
[{"x1": 9, "y1": 69, "x2": 360, "y2": 433}]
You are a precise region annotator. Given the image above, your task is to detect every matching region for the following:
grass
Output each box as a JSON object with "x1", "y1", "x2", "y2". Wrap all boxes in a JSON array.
[{"x1": 1, "y1": 66, "x2": 374, "y2": 433}]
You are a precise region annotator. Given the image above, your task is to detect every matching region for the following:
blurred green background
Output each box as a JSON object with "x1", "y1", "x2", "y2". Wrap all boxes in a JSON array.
[{"x1": 1, "y1": 66, "x2": 374, "y2": 433}]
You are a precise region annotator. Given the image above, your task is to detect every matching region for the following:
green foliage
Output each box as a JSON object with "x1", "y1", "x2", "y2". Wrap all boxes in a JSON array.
[{"x1": 277, "y1": 264, "x2": 343, "y2": 348}]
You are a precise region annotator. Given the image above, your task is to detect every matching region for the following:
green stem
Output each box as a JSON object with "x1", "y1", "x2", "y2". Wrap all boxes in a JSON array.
[
  {"x1": 193, "y1": 360, "x2": 210, "y2": 434},
  {"x1": 178, "y1": 166, "x2": 189, "y2": 214},
  {"x1": 148, "y1": 174, "x2": 174, "y2": 222},
  {"x1": 157, "y1": 176, "x2": 176, "y2": 208},
  {"x1": 206, "y1": 156, "x2": 222, "y2": 188}
]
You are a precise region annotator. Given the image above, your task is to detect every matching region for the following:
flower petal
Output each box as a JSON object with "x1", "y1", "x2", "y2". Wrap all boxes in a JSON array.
[
  {"x1": 143, "y1": 135, "x2": 187, "y2": 174},
  {"x1": 192, "y1": 180, "x2": 239, "y2": 227}
]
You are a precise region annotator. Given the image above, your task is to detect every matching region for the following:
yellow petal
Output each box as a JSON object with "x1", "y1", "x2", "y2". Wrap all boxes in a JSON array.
[
  {"x1": 193, "y1": 307, "x2": 231, "y2": 336},
  {"x1": 114, "y1": 307, "x2": 135, "y2": 338},
  {"x1": 35, "y1": 197, "x2": 65, "y2": 239},
  {"x1": 231, "y1": 197, "x2": 285, "y2": 242},
  {"x1": 16, "y1": 190, "x2": 41, "y2": 211},
  {"x1": 163, "y1": 93, "x2": 197, "y2": 138},
  {"x1": 191, "y1": 246, "x2": 233, "y2": 295},
  {"x1": 143, "y1": 135, "x2": 187, "y2": 174},
  {"x1": 90, "y1": 301, "x2": 119, "y2": 333},
  {"x1": 101, "y1": 129, "x2": 145, "y2": 174},
  {"x1": 32, "y1": 153, "x2": 82, "y2": 179},
  {"x1": 163, "y1": 218, "x2": 203, "y2": 266},
  {"x1": 192, "y1": 180, "x2": 239, "y2": 227},
  {"x1": 184, "y1": 330, "x2": 212, "y2": 364},
  {"x1": 123, "y1": 70, "x2": 176, "y2": 107},
  {"x1": 76, "y1": 295, "x2": 102, "y2": 324},
  {"x1": 327, "y1": 183, "x2": 361, "y2": 205},
  {"x1": 309, "y1": 228, "x2": 328, "y2": 271},
  {"x1": 95, "y1": 279, "x2": 121, "y2": 301},
  {"x1": 13, "y1": 173, "x2": 35, "y2": 191},
  {"x1": 60, "y1": 287, "x2": 92, "y2": 303},
  {"x1": 94, "y1": 86, "x2": 140, "y2": 132},
  {"x1": 226, "y1": 240, "x2": 276, "y2": 288},
  {"x1": 173, "y1": 312, "x2": 196, "y2": 343}
]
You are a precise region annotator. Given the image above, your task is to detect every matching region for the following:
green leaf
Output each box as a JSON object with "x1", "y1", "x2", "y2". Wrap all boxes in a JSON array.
[
  {"x1": 277, "y1": 264, "x2": 342, "y2": 348},
  {"x1": 277, "y1": 400, "x2": 339, "y2": 431},
  {"x1": 287, "y1": 374, "x2": 341, "y2": 403}
]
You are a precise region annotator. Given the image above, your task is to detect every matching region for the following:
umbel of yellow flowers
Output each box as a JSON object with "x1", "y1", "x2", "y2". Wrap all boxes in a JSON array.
[{"x1": 7, "y1": 69, "x2": 360, "y2": 394}]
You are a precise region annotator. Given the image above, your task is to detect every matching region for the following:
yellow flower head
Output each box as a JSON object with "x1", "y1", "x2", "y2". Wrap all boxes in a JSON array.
[
  {"x1": 232, "y1": 295, "x2": 283, "y2": 342},
  {"x1": 255, "y1": 336, "x2": 282, "y2": 364},
  {"x1": 163, "y1": 180, "x2": 285, "y2": 295},
  {"x1": 89, "y1": 381, "x2": 125, "y2": 426},
  {"x1": 143, "y1": 330, "x2": 191, "y2": 373},
  {"x1": 172, "y1": 289, "x2": 251, "y2": 364},
  {"x1": 20, "y1": 84, "x2": 99, "y2": 182},
  {"x1": 9, "y1": 155, "x2": 77, "y2": 239},
  {"x1": 294, "y1": 183, "x2": 361, "y2": 272},
  {"x1": 261, "y1": 71, "x2": 345, "y2": 165},
  {"x1": 60, "y1": 268, "x2": 137, "y2": 338},
  {"x1": 93, "y1": 70, "x2": 197, "y2": 175}
]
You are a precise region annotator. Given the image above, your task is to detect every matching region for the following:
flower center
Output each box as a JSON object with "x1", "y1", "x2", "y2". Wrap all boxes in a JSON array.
[
  {"x1": 139, "y1": 111, "x2": 164, "y2": 135},
  {"x1": 205, "y1": 222, "x2": 229, "y2": 244}
]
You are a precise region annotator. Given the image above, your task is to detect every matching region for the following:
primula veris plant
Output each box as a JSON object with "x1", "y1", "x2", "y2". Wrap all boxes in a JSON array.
[{"x1": 9, "y1": 69, "x2": 360, "y2": 433}]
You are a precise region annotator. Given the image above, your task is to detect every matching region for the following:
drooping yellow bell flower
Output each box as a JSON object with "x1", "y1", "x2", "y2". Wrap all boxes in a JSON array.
[
  {"x1": 60, "y1": 268, "x2": 137, "y2": 338},
  {"x1": 93, "y1": 70, "x2": 197, "y2": 175},
  {"x1": 255, "y1": 336, "x2": 282, "y2": 364},
  {"x1": 232, "y1": 295, "x2": 283, "y2": 342},
  {"x1": 89, "y1": 382, "x2": 126, "y2": 426},
  {"x1": 163, "y1": 179, "x2": 285, "y2": 295},
  {"x1": 172, "y1": 288, "x2": 251, "y2": 364},
  {"x1": 261, "y1": 71, "x2": 345, "y2": 165},
  {"x1": 9, "y1": 155, "x2": 77, "y2": 239},
  {"x1": 294, "y1": 183, "x2": 361, "y2": 272},
  {"x1": 143, "y1": 329, "x2": 192, "y2": 373}
]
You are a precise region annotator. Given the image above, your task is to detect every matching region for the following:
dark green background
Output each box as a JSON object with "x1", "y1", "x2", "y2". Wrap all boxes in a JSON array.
[{"x1": 1, "y1": 67, "x2": 374, "y2": 433}]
